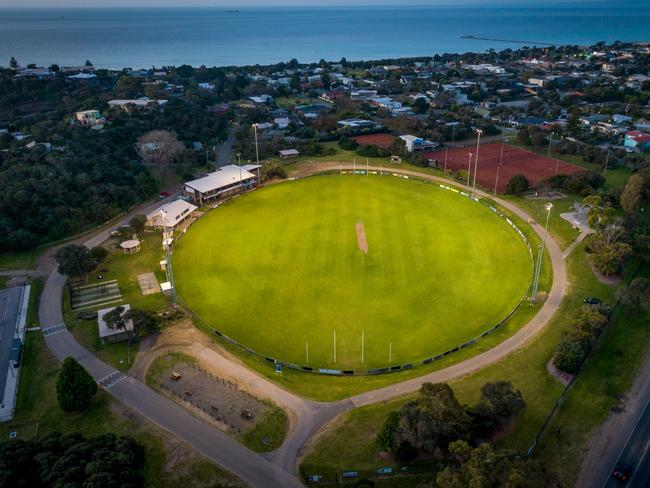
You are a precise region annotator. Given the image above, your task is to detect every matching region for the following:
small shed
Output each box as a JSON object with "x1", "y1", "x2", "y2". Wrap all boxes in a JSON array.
[
  {"x1": 279, "y1": 149, "x2": 300, "y2": 159},
  {"x1": 98, "y1": 305, "x2": 134, "y2": 344},
  {"x1": 120, "y1": 239, "x2": 141, "y2": 254},
  {"x1": 160, "y1": 282, "x2": 173, "y2": 296}
]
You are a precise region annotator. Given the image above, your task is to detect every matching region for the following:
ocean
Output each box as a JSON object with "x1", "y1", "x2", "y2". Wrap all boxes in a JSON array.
[{"x1": 0, "y1": 3, "x2": 649, "y2": 69}]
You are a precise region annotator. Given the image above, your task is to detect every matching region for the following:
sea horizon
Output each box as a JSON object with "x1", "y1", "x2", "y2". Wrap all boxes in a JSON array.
[{"x1": 1, "y1": 3, "x2": 649, "y2": 69}]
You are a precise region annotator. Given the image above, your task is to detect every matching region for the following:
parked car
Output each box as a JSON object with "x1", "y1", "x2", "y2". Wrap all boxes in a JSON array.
[
  {"x1": 612, "y1": 462, "x2": 632, "y2": 481},
  {"x1": 584, "y1": 297, "x2": 602, "y2": 305},
  {"x1": 159, "y1": 191, "x2": 171, "y2": 198}
]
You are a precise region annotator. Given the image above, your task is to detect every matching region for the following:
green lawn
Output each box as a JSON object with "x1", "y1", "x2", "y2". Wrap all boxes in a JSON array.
[
  {"x1": 0, "y1": 333, "x2": 243, "y2": 488},
  {"x1": 302, "y1": 239, "x2": 616, "y2": 476},
  {"x1": 0, "y1": 249, "x2": 37, "y2": 270},
  {"x1": 63, "y1": 233, "x2": 171, "y2": 371},
  {"x1": 501, "y1": 195, "x2": 581, "y2": 251},
  {"x1": 174, "y1": 174, "x2": 532, "y2": 371}
]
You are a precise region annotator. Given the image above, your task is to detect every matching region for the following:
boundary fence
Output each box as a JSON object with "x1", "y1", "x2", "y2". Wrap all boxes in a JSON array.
[
  {"x1": 171, "y1": 172, "x2": 539, "y2": 376},
  {"x1": 299, "y1": 460, "x2": 443, "y2": 486}
]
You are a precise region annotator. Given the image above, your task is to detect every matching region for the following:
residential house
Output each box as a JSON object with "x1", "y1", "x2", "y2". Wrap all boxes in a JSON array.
[
  {"x1": 399, "y1": 135, "x2": 437, "y2": 152},
  {"x1": 108, "y1": 97, "x2": 168, "y2": 112},
  {"x1": 624, "y1": 131, "x2": 650, "y2": 152},
  {"x1": 75, "y1": 110, "x2": 104, "y2": 128}
]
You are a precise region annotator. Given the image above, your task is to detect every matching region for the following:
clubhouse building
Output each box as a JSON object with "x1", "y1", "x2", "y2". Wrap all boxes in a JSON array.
[{"x1": 182, "y1": 164, "x2": 259, "y2": 205}]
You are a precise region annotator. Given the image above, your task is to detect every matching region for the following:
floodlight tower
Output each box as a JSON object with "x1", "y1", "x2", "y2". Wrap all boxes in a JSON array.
[
  {"x1": 530, "y1": 202, "x2": 553, "y2": 303},
  {"x1": 252, "y1": 123, "x2": 261, "y2": 184},
  {"x1": 472, "y1": 128, "x2": 483, "y2": 196},
  {"x1": 160, "y1": 209, "x2": 176, "y2": 305}
]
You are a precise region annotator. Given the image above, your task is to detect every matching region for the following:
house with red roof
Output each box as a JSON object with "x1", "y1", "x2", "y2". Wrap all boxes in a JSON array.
[{"x1": 624, "y1": 131, "x2": 650, "y2": 152}]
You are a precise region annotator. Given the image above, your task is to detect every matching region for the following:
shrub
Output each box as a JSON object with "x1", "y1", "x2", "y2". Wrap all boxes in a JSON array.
[
  {"x1": 505, "y1": 175, "x2": 530, "y2": 195},
  {"x1": 338, "y1": 136, "x2": 359, "y2": 151},
  {"x1": 553, "y1": 337, "x2": 589, "y2": 374},
  {"x1": 376, "y1": 411, "x2": 400, "y2": 451},
  {"x1": 90, "y1": 246, "x2": 109, "y2": 263}
]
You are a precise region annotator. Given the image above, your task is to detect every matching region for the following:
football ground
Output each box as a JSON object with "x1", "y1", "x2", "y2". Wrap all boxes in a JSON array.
[{"x1": 173, "y1": 174, "x2": 532, "y2": 370}]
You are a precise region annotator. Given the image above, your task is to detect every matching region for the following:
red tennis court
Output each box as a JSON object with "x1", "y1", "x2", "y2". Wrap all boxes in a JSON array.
[
  {"x1": 353, "y1": 133, "x2": 396, "y2": 150},
  {"x1": 423, "y1": 143, "x2": 584, "y2": 193}
]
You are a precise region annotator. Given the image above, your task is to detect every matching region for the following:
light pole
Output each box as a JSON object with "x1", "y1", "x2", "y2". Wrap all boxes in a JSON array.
[
  {"x1": 530, "y1": 202, "x2": 553, "y2": 303},
  {"x1": 603, "y1": 146, "x2": 611, "y2": 176},
  {"x1": 160, "y1": 209, "x2": 176, "y2": 306},
  {"x1": 252, "y1": 123, "x2": 261, "y2": 184},
  {"x1": 444, "y1": 147, "x2": 448, "y2": 172},
  {"x1": 467, "y1": 152, "x2": 473, "y2": 187},
  {"x1": 472, "y1": 129, "x2": 483, "y2": 196},
  {"x1": 495, "y1": 138, "x2": 508, "y2": 194}
]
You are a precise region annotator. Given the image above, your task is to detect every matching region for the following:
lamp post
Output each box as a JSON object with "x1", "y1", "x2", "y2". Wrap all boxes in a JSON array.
[
  {"x1": 495, "y1": 138, "x2": 508, "y2": 194},
  {"x1": 530, "y1": 202, "x2": 553, "y2": 303},
  {"x1": 160, "y1": 209, "x2": 176, "y2": 306},
  {"x1": 472, "y1": 129, "x2": 483, "y2": 196},
  {"x1": 252, "y1": 123, "x2": 261, "y2": 184},
  {"x1": 467, "y1": 152, "x2": 473, "y2": 187}
]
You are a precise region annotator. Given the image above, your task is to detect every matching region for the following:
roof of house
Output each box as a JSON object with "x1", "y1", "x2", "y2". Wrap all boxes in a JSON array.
[
  {"x1": 185, "y1": 165, "x2": 255, "y2": 194},
  {"x1": 279, "y1": 149, "x2": 300, "y2": 156},
  {"x1": 108, "y1": 98, "x2": 167, "y2": 107},
  {"x1": 147, "y1": 199, "x2": 198, "y2": 226},
  {"x1": 98, "y1": 305, "x2": 134, "y2": 339},
  {"x1": 626, "y1": 131, "x2": 650, "y2": 143}
]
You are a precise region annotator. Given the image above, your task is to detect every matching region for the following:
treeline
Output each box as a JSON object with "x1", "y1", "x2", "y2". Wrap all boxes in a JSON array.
[{"x1": 0, "y1": 432, "x2": 145, "y2": 487}]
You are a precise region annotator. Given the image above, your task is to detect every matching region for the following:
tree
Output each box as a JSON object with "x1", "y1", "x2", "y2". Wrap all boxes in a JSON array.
[
  {"x1": 49, "y1": 64, "x2": 60, "y2": 73},
  {"x1": 589, "y1": 241, "x2": 631, "y2": 276},
  {"x1": 471, "y1": 382, "x2": 525, "y2": 437},
  {"x1": 125, "y1": 308, "x2": 161, "y2": 337},
  {"x1": 55, "y1": 244, "x2": 95, "y2": 276},
  {"x1": 103, "y1": 306, "x2": 127, "y2": 332},
  {"x1": 437, "y1": 441, "x2": 557, "y2": 488},
  {"x1": 553, "y1": 336, "x2": 589, "y2": 374},
  {"x1": 136, "y1": 130, "x2": 185, "y2": 176},
  {"x1": 395, "y1": 383, "x2": 470, "y2": 454},
  {"x1": 376, "y1": 411, "x2": 400, "y2": 451},
  {"x1": 622, "y1": 277, "x2": 650, "y2": 312},
  {"x1": 505, "y1": 175, "x2": 530, "y2": 196},
  {"x1": 129, "y1": 214, "x2": 147, "y2": 234},
  {"x1": 9, "y1": 56, "x2": 18, "y2": 69},
  {"x1": 413, "y1": 97, "x2": 429, "y2": 114},
  {"x1": 85, "y1": 59, "x2": 93, "y2": 67},
  {"x1": 89, "y1": 245, "x2": 109, "y2": 264},
  {"x1": 620, "y1": 171, "x2": 649, "y2": 213},
  {"x1": 56, "y1": 357, "x2": 98, "y2": 411}
]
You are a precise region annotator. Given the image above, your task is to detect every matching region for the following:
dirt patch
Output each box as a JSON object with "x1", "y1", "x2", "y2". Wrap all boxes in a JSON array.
[
  {"x1": 588, "y1": 261, "x2": 623, "y2": 286},
  {"x1": 355, "y1": 222, "x2": 368, "y2": 254},
  {"x1": 547, "y1": 356, "x2": 573, "y2": 387},
  {"x1": 154, "y1": 357, "x2": 276, "y2": 438}
]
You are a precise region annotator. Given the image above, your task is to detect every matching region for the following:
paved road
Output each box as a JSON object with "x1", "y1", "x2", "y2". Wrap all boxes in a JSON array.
[
  {"x1": 602, "y1": 399, "x2": 650, "y2": 488},
  {"x1": 216, "y1": 124, "x2": 238, "y2": 168},
  {"x1": 36, "y1": 163, "x2": 568, "y2": 486}
]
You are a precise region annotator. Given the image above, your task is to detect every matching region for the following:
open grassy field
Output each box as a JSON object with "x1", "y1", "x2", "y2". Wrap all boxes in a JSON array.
[{"x1": 173, "y1": 174, "x2": 532, "y2": 371}]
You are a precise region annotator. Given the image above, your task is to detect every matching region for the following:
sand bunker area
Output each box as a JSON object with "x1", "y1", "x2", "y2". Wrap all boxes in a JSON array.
[{"x1": 355, "y1": 221, "x2": 368, "y2": 254}]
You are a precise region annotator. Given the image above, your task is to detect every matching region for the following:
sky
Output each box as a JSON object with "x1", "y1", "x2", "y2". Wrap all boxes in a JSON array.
[{"x1": 0, "y1": 0, "x2": 610, "y2": 8}]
